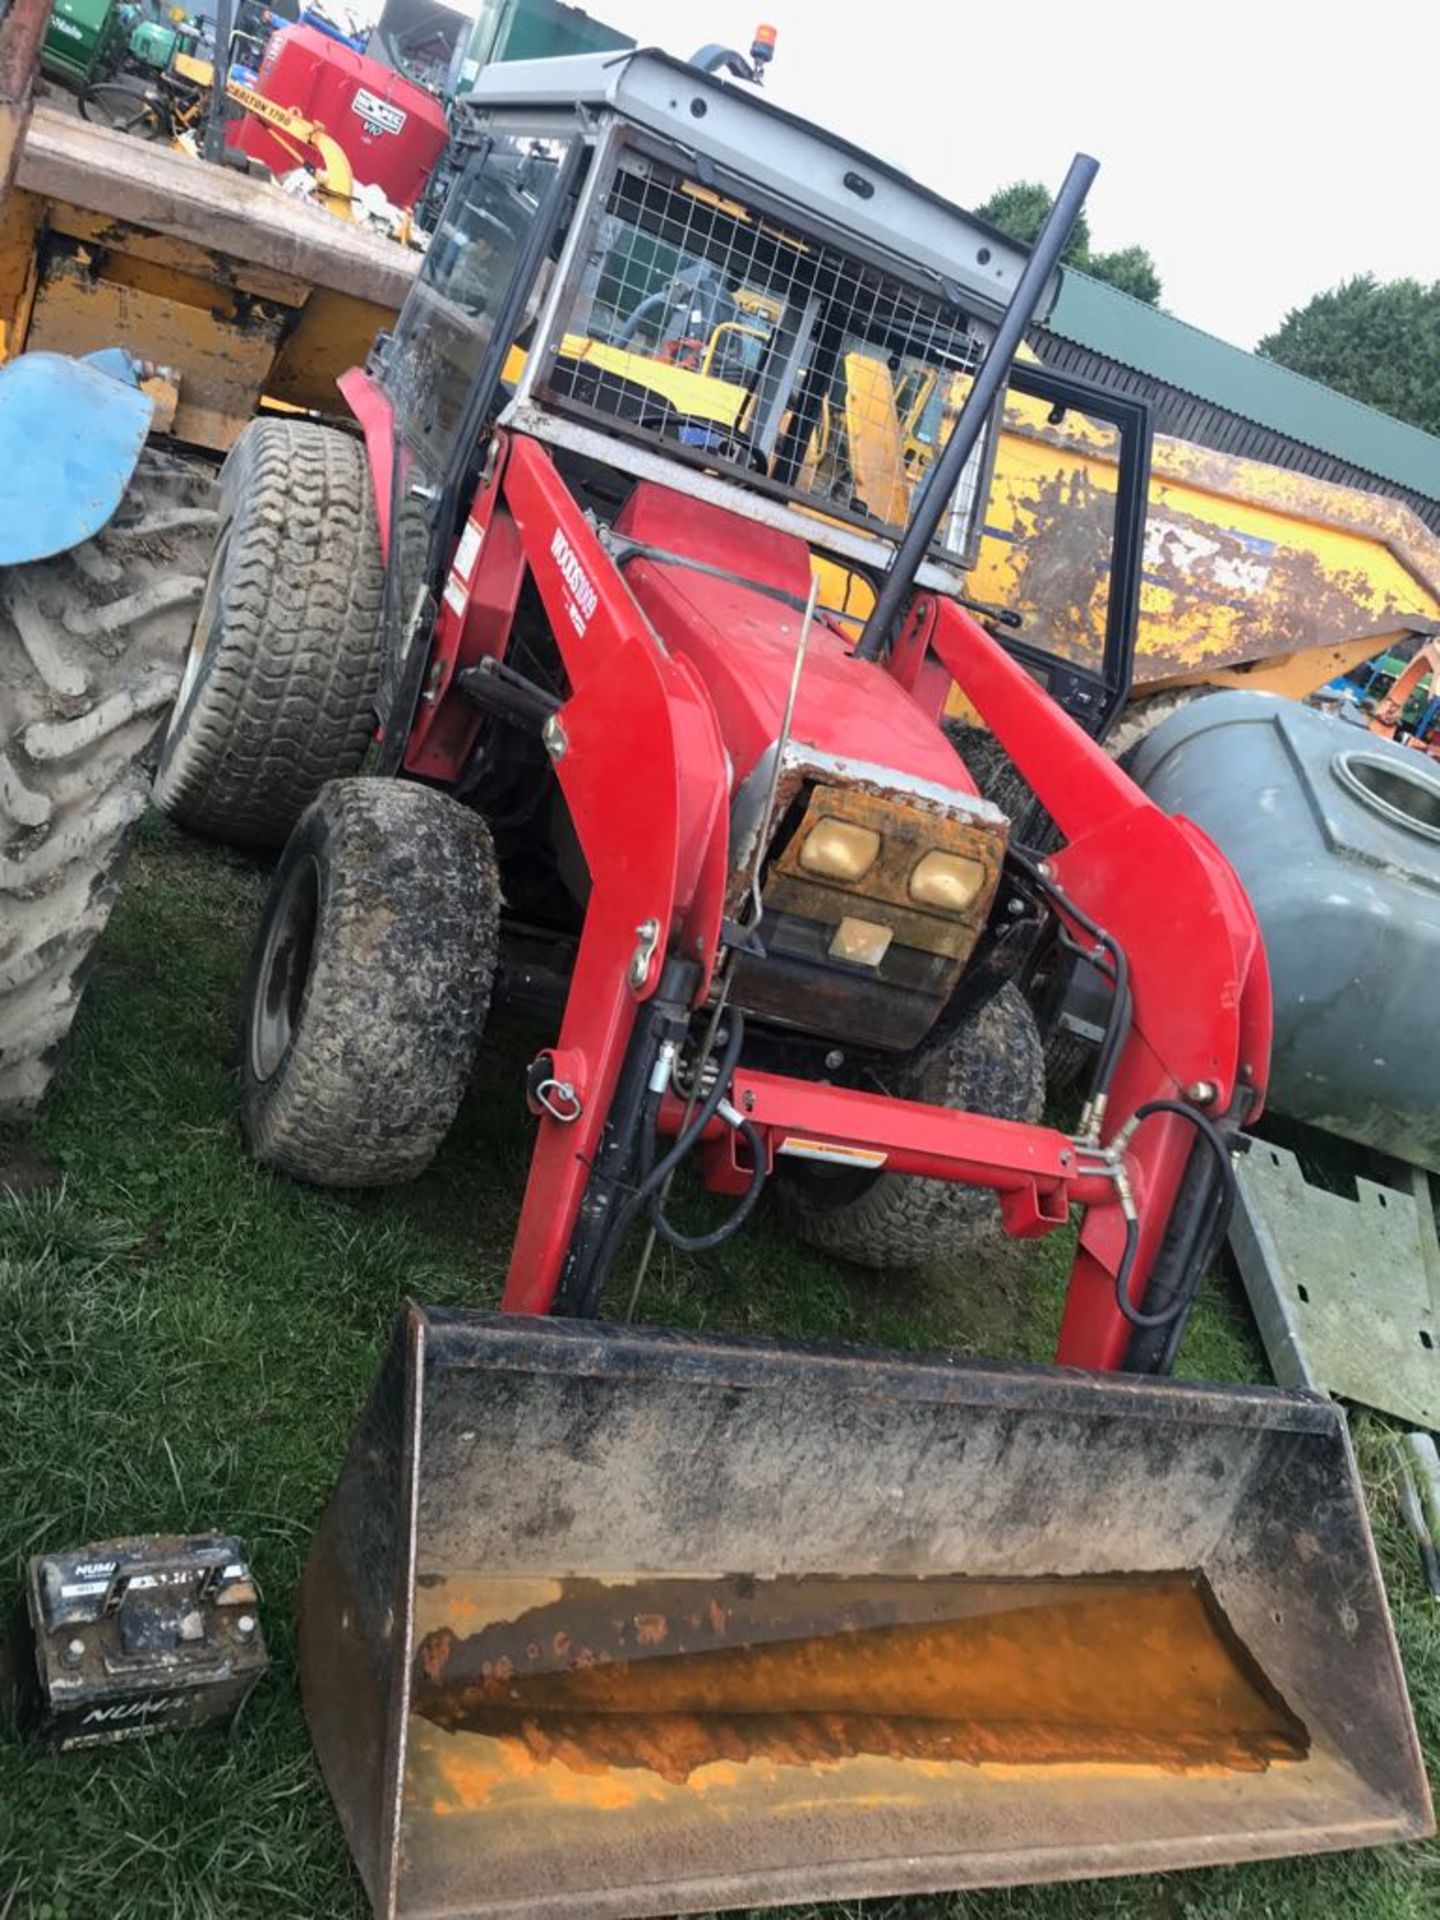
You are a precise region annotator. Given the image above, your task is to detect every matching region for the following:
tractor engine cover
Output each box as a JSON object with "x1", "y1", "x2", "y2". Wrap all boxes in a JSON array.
[{"x1": 27, "y1": 1534, "x2": 268, "y2": 1749}]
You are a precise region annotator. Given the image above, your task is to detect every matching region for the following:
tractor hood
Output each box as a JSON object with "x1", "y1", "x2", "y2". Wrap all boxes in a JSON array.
[
  {"x1": 611, "y1": 485, "x2": 1007, "y2": 1054},
  {"x1": 612, "y1": 486, "x2": 978, "y2": 798}
]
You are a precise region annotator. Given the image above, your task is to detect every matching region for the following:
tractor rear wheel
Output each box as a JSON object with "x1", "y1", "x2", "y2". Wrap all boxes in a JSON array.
[
  {"x1": 154, "y1": 418, "x2": 385, "y2": 850},
  {"x1": 240, "y1": 778, "x2": 499, "y2": 1187},
  {"x1": 774, "y1": 982, "x2": 1045, "y2": 1270},
  {"x1": 0, "y1": 450, "x2": 216, "y2": 1118}
]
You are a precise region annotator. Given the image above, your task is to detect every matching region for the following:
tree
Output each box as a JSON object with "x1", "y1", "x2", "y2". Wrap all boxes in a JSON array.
[
  {"x1": 1259, "y1": 276, "x2": 1440, "y2": 436},
  {"x1": 974, "y1": 181, "x2": 1091, "y2": 268},
  {"x1": 974, "y1": 181, "x2": 1162, "y2": 306},
  {"x1": 1086, "y1": 244, "x2": 1163, "y2": 307}
]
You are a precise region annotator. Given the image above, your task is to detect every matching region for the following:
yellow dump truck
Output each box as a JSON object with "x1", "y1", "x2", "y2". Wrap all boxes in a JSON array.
[
  {"x1": 974, "y1": 383, "x2": 1440, "y2": 718},
  {"x1": 532, "y1": 325, "x2": 1440, "y2": 730}
]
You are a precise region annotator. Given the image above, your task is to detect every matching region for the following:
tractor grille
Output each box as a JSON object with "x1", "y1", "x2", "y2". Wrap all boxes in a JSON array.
[{"x1": 540, "y1": 153, "x2": 991, "y2": 562}]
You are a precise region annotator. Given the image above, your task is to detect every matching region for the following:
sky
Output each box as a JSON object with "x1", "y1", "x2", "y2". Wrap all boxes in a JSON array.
[{"x1": 553, "y1": 0, "x2": 1440, "y2": 350}]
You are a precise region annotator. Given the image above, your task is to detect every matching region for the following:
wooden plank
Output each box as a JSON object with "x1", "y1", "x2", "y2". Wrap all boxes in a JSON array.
[{"x1": 17, "y1": 105, "x2": 418, "y2": 308}]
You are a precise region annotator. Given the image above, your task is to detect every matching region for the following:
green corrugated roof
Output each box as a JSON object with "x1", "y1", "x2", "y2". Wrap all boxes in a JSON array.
[{"x1": 1047, "y1": 270, "x2": 1440, "y2": 503}]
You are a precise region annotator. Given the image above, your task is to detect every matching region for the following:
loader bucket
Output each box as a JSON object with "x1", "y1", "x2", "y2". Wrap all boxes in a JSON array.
[{"x1": 298, "y1": 1307, "x2": 1431, "y2": 1920}]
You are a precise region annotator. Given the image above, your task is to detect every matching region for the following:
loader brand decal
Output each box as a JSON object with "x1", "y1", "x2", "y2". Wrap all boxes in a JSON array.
[
  {"x1": 80, "y1": 1695, "x2": 187, "y2": 1727},
  {"x1": 550, "y1": 527, "x2": 598, "y2": 636},
  {"x1": 352, "y1": 88, "x2": 407, "y2": 137},
  {"x1": 777, "y1": 1136, "x2": 888, "y2": 1169},
  {"x1": 1144, "y1": 520, "x2": 1277, "y2": 597}
]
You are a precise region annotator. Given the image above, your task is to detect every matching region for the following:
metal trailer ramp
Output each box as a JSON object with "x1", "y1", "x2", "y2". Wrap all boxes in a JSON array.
[
  {"x1": 298, "y1": 1307, "x2": 1431, "y2": 1920},
  {"x1": 1230, "y1": 1134, "x2": 1440, "y2": 1428}
]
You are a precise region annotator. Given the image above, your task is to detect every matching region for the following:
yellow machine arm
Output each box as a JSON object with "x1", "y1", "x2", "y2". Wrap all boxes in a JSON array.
[
  {"x1": 224, "y1": 79, "x2": 355, "y2": 219},
  {"x1": 1373, "y1": 634, "x2": 1440, "y2": 731}
]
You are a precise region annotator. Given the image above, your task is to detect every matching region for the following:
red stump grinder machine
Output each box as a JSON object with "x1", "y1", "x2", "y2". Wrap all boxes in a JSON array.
[{"x1": 153, "y1": 46, "x2": 1430, "y2": 1920}]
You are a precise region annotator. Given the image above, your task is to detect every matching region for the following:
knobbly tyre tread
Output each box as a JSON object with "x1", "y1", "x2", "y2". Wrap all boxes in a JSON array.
[
  {"x1": 1037, "y1": 693, "x2": 1203, "y2": 1095},
  {"x1": 1103, "y1": 689, "x2": 1203, "y2": 764},
  {"x1": 240, "y1": 778, "x2": 500, "y2": 1187},
  {"x1": 945, "y1": 704, "x2": 1196, "y2": 1100},
  {"x1": 154, "y1": 418, "x2": 385, "y2": 850},
  {"x1": 943, "y1": 720, "x2": 1037, "y2": 831},
  {"x1": 774, "y1": 982, "x2": 1045, "y2": 1270},
  {"x1": 0, "y1": 451, "x2": 216, "y2": 1118}
]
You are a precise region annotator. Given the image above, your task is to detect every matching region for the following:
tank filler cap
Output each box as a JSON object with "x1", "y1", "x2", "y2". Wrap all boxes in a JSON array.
[{"x1": 1331, "y1": 750, "x2": 1440, "y2": 847}]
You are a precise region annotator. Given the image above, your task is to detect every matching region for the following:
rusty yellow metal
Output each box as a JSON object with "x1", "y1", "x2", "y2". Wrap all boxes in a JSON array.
[
  {"x1": 267, "y1": 286, "x2": 402, "y2": 413},
  {"x1": 48, "y1": 206, "x2": 312, "y2": 304},
  {"x1": 23, "y1": 245, "x2": 285, "y2": 448},
  {"x1": 4, "y1": 103, "x2": 418, "y2": 452},
  {"x1": 957, "y1": 389, "x2": 1440, "y2": 699},
  {"x1": 0, "y1": 184, "x2": 40, "y2": 357}
]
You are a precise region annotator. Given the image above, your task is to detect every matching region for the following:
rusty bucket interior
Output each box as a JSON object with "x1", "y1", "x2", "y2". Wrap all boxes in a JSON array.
[{"x1": 298, "y1": 1306, "x2": 1431, "y2": 1920}]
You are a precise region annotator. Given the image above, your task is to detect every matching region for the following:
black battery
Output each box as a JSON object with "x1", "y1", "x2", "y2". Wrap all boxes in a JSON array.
[{"x1": 27, "y1": 1533, "x2": 268, "y2": 1749}]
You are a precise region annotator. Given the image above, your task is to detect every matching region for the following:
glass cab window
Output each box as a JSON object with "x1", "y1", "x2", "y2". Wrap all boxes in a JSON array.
[{"x1": 388, "y1": 133, "x2": 574, "y2": 475}]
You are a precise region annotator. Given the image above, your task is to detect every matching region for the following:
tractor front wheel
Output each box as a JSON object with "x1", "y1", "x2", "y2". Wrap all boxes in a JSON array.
[
  {"x1": 240, "y1": 778, "x2": 499, "y2": 1187},
  {"x1": 154, "y1": 418, "x2": 385, "y2": 849},
  {"x1": 774, "y1": 982, "x2": 1044, "y2": 1270}
]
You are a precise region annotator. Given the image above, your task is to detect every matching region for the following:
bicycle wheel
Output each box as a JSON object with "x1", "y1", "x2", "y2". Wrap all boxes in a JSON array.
[{"x1": 80, "y1": 78, "x2": 170, "y2": 140}]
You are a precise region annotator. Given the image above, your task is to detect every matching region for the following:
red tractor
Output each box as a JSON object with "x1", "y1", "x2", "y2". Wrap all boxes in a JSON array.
[
  {"x1": 154, "y1": 49, "x2": 1265, "y2": 1371},
  {"x1": 149, "y1": 46, "x2": 1428, "y2": 1915}
]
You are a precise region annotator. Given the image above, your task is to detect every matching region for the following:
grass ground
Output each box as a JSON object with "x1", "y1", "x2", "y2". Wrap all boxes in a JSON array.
[{"x1": 0, "y1": 813, "x2": 1436, "y2": 1919}]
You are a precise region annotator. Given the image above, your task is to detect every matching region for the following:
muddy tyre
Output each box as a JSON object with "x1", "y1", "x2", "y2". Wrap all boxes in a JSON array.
[
  {"x1": 154, "y1": 419, "x2": 384, "y2": 849},
  {"x1": 775, "y1": 982, "x2": 1045, "y2": 1270},
  {"x1": 0, "y1": 451, "x2": 215, "y2": 1118},
  {"x1": 1104, "y1": 690, "x2": 1203, "y2": 764},
  {"x1": 240, "y1": 778, "x2": 499, "y2": 1187}
]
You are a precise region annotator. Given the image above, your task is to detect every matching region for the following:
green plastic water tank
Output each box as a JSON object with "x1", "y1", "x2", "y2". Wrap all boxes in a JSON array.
[{"x1": 1129, "y1": 690, "x2": 1440, "y2": 1170}]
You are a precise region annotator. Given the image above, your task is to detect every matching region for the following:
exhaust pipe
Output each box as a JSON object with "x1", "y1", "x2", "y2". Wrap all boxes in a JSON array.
[{"x1": 299, "y1": 1306, "x2": 1430, "y2": 1920}]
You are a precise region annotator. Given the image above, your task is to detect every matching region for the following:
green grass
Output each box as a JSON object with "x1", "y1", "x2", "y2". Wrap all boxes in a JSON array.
[{"x1": 0, "y1": 813, "x2": 1437, "y2": 1919}]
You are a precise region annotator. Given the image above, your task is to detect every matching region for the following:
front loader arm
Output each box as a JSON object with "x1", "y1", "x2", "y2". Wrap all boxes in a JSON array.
[
  {"x1": 495, "y1": 437, "x2": 730, "y2": 1311},
  {"x1": 922, "y1": 595, "x2": 1272, "y2": 1368}
]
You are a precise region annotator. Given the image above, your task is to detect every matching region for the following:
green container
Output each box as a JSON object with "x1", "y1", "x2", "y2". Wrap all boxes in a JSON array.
[
  {"x1": 454, "y1": 0, "x2": 631, "y2": 94},
  {"x1": 42, "y1": 0, "x2": 122, "y2": 86},
  {"x1": 127, "y1": 15, "x2": 179, "y2": 68}
]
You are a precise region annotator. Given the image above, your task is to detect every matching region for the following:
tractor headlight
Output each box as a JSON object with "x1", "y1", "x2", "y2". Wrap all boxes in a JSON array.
[
  {"x1": 799, "y1": 817, "x2": 881, "y2": 882},
  {"x1": 908, "y1": 850, "x2": 987, "y2": 914}
]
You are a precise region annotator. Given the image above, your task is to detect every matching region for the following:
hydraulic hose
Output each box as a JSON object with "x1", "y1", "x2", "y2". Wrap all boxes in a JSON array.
[
  {"x1": 645, "y1": 1116, "x2": 768, "y2": 1252},
  {"x1": 1008, "y1": 846, "x2": 1132, "y2": 1113},
  {"x1": 581, "y1": 1009, "x2": 759, "y2": 1312},
  {"x1": 1110, "y1": 1098, "x2": 1237, "y2": 1331}
]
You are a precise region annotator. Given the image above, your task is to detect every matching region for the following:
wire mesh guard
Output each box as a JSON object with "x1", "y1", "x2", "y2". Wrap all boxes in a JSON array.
[{"x1": 541, "y1": 156, "x2": 993, "y2": 559}]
